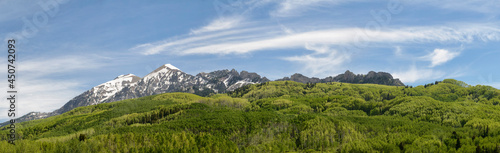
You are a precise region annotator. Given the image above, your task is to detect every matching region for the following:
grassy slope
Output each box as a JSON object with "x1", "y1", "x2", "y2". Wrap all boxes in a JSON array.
[{"x1": 1, "y1": 79, "x2": 500, "y2": 152}]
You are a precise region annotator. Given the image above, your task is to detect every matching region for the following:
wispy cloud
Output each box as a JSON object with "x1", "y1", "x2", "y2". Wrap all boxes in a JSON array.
[
  {"x1": 393, "y1": 65, "x2": 445, "y2": 83},
  {"x1": 130, "y1": 24, "x2": 500, "y2": 77},
  {"x1": 394, "y1": 46, "x2": 402, "y2": 56},
  {"x1": 283, "y1": 43, "x2": 351, "y2": 76},
  {"x1": 190, "y1": 16, "x2": 243, "y2": 35},
  {"x1": 0, "y1": 55, "x2": 107, "y2": 122},
  {"x1": 421, "y1": 49, "x2": 460, "y2": 67},
  {"x1": 0, "y1": 79, "x2": 83, "y2": 122},
  {"x1": 133, "y1": 25, "x2": 500, "y2": 56},
  {"x1": 131, "y1": 26, "x2": 275, "y2": 55},
  {"x1": 21, "y1": 55, "x2": 107, "y2": 78},
  {"x1": 271, "y1": 0, "x2": 355, "y2": 17}
]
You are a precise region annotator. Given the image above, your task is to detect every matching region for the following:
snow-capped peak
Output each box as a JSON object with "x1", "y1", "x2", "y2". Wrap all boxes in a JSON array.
[
  {"x1": 143, "y1": 64, "x2": 182, "y2": 80},
  {"x1": 164, "y1": 64, "x2": 179, "y2": 71},
  {"x1": 115, "y1": 74, "x2": 138, "y2": 80},
  {"x1": 100, "y1": 74, "x2": 137, "y2": 86},
  {"x1": 92, "y1": 74, "x2": 141, "y2": 103}
]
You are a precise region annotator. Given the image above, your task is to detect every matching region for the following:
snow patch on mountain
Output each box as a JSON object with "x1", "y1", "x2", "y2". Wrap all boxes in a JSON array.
[
  {"x1": 143, "y1": 64, "x2": 180, "y2": 80},
  {"x1": 164, "y1": 64, "x2": 179, "y2": 70},
  {"x1": 92, "y1": 74, "x2": 140, "y2": 103},
  {"x1": 227, "y1": 79, "x2": 256, "y2": 91},
  {"x1": 223, "y1": 76, "x2": 232, "y2": 87}
]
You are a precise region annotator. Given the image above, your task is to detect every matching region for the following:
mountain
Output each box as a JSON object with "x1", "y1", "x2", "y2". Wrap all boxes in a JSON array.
[
  {"x1": 2, "y1": 79, "x2": 500, "y2": 152},
  {"x1": 53, "y1": 74, "x2": 141, "y2": 115},
  {"x1": 195, "y1": 69, "x2": 270, "y2": 92},
  {"x1": 277, "y1": 70, "x2": 404, "y2": 86},
  {"x1": 1, "y1": 64, "x2": 269, "y2": 126},
  {"x1": 55, "y1": 64, "x2": 269, "y2": 115},
  {"x1": 107, "y1": 65, "x2": 270, "y2": 103},
  {"x1": 10, "y1": 112, "x2": 52, "y2": 123},
  {"x1": 2, "y1": 65, "x2": 404, "y2": 126}
]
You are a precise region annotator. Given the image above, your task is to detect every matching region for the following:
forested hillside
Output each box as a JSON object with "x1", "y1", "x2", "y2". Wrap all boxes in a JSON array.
[{"x1": 1, "y1": 79, "x2": 500, "y2": 152}]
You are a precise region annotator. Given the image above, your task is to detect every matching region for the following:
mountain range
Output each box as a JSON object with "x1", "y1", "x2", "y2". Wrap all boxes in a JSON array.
[
  {"x1": 277, "y1": 70, "x2": 404, "y2": 86},
  {"x1": 1, "y1": 64, "x2": 403, "y2": 126}
]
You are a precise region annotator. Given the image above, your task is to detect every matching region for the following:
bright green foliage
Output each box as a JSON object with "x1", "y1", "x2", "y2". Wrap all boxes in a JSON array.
[{"x1": 2, "y1": 80, "x2": 500, "y2": 152}]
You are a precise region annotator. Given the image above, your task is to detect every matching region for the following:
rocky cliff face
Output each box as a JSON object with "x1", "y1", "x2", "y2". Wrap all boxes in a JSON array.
[
  {"x1": 278, "y1": 70, "x2": 405, "y2": 86},
  {"x1": 196, "y1": 69, "x2": 270, "y2": 93}
]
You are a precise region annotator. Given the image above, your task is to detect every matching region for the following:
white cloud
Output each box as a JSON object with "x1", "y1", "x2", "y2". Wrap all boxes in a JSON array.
[
  {"x1": 138, "y1": 25, "x2": 500, "y2": 55},
  {"x1": 394, "y1": 46, "x2": 402, "y2": 56},
  {"x1": 0, "y1": 79, "x2": 84, "y2": 122},
  {"x1": 421, "y1": 49, "x2": 460, "y2": 67},
  {"x1": 190, "y1": 16, "x2": 243, "y2": 35},
  {"x1": 21, "y1": 56, "x2": 105, "y2": 77},
  {"x1": 131, "y1": 24, "x2": 500, "y2": 82},
  {"x1": 283, "y1": 43, "x2": 351, "y2": 76},
  {"x1": 131, "y1": 27, "x2": 270, "y2": 55},
  {"x1": 271, "y1": 0, "x2": 353, "y2": 17},
  {"x1": 0, "y1": 55, "x2": 107, "y2": 122},
  {"x1": 270, "y1": 0, "x2": 500, "y2": 18},
  {"x1": 280, "y1": 24, "x2": 294, "y2": 34},
  {"x1": 392, "y1": 65, "x2": 445, "y2": 83}
]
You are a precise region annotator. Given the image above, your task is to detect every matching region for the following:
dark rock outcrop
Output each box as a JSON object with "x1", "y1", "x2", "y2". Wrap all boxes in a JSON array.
[{"x1": 278, "y1": 70, "x2": 404, "y2": 86}]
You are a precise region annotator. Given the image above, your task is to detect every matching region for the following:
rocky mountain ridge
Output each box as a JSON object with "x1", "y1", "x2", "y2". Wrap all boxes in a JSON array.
[
  {"x1": 277, "y1": 70, "x2": 404, "y2": 86},
  {"x1": 52, "y1": 64, "x2": 269, "y2": 115},
  {"x1": 1, "y1": 65, "x2": 403, "y2": 126}
]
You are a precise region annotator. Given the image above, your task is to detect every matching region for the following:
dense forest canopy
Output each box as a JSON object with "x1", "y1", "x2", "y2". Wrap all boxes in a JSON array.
[{"x1": 1, "y1": 79, "x2": 500, "y2": 152}]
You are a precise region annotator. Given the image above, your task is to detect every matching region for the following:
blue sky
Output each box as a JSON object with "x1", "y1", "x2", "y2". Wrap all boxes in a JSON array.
[{"x1": 1, "y1": 0, "x2": 500, "y2": 122}]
